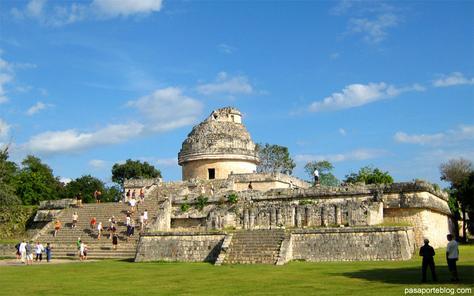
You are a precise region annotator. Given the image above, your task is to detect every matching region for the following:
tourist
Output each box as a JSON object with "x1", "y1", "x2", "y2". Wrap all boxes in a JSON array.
[
  {"x1": 129, "y1": 196, "x2": 137, "y2": 213},
  {"x1": 34, "y1": 241, "x2": 44, "y2": 263},
  {"x1": 45, "y1": 243, "x2": 52, "y2": 262},
  {"x1": 132, "y1": 189, "x2": 136, "y2": 200},
  {"x1": 94, "y1": 189, "x2": 102, "y2": 204},
  {"x1": 90, "y1": 217, "x2": 97, "y2": 229},
  {"x1": 139, "y1": 188, "x2": 145, "y2": 202},
  {"x1": 139, "y1": 213, "x2": 144, "y2": 232},
  {"x1": 25, "y1": 241, "x2": 33, "y2": 265},
  {"x1": 109, "y1": 216, "x2": 117, "y2": 239},
  {"x1": 72, "y1": 212, "x2": 78, "y2": 228},
  {"x1": 143, "y1": 209, "x2": 148, "y2": 227},
  {"x1": 126, "y1": 213, "x2": 131, "y2": 227},
  {"x1": 53, "y1": 219, "x2": 61, "y2": 237},
  {"x1": 126, "y1": 189, "x2": 131, "y2": 202},
  {"x1": 97, "y1": 222, "x2": 103, "y2": 240},
  {"x1": 419, "y1": 238, "x2": 437, "y2": 282},
  {"x1": 112, "y1": 233, "x2": 118, "y2": 250},
  {"x1": 313, "y1": 169, "x2": 319, "y2": 185},
  {"x1": 446, "y1": 234, "x2": 459, "y2": 281},
  {"x1": 248, "y1": 181, "x2": 253, "y2": 190},
  {"x1": 19, "y1": 240, "x2": 26, "y2": 263},
  {"x1": 76, "y1": 193, "x2": 83, "y2": 208},
  {"x1": 79, "y1": 241, "x2": 86, "y2": 261},
  {"x1": 76, "y1": 238, "x2": 81, "y2": 257},
  {"x1": 14, "y1": 241, "x2": 21, "y2": 261},
  {"x1": 130, "y1": 219, "x2": 135, "y2": 238}
]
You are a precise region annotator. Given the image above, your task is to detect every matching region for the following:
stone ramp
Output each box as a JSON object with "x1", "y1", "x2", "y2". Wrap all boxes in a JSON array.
[
  {"x1": 223, "y1": 230, "x2": 286, "y2": 264},
  {"x1": 32, "y1": 200, "x2": 159, "y2": 260}
]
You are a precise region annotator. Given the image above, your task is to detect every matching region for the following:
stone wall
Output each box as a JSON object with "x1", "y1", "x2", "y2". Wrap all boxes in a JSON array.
[
  {"x1": 135, "y1": 232, "x2": 225, "y2": 262},
  {"x1": 290, "y1": 227, "x2": 414, "y2": 262},
  {"x1": 229, "y1": 173, "x2": 311, "y2": 191},
  {"x1": 182, "y1": 158, "x2": 257, "y2": 181},
  {"x1": 383, "y1": 208, "x2": 449, "y2": 248},
  {"x1": 0, "y1": 244, "x2": 15, "y2": 258}
]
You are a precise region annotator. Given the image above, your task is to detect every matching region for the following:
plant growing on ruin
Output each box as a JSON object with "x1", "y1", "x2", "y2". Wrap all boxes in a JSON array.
[
  {"x1": 196, "y1": 195, "x2": 208, "y2": 211},
  {"x1": 181, "y1": 203, "x2": 190, "y2": 212},
  {"x1": 344, "y1": 166, "x2": 393, "y2": 185},
  {"x1": 304, "y1": 160, "x2": 340, "y2": 186},
  {"x1": 227, "y1": 193, "x2": 238, "y2": 204}
]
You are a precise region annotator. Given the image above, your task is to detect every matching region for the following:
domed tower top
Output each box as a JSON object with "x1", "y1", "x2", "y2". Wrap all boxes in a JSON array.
[{"x1": 178, "y1": 107, "x2": 259, "y2": 180}]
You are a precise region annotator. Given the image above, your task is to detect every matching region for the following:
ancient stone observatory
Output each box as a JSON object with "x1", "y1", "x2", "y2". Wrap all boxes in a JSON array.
[{"x1": 178, "y1": 107, "x2": 259, "y2": 181}]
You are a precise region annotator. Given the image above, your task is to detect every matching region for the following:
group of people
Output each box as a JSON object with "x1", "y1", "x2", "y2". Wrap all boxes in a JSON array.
[
  {"x1": 76, "y1": 238, "x2": 88, "y2": 261},
  {"x1": 15, "y1": 240, "x2": 52, "y2": 264},
  {"x1": 419, "y1": 234, "x2": 460, "y2": 282}
]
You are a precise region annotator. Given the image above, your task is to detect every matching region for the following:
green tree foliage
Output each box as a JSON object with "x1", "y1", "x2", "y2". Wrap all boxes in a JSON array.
[
  {"x1": 440, "y1": 158, "x2": 474, "y2": 240},
  {"x1": 112, "y1": 159, "x2": 161, "y2": 187},
  {"x1": 63, "y1": 175, "x2": 106, "y2": 203},
  {"x1": 304, "y1": 160, "x2": 340, "y2": 186},
  {"x1": 0, "y1": 146, "x2": 21, "y2": 207},
  {"x1": 344, "y1": 166, "x2": 394, "y2": 185},
  {"x1": 256, "y1": 143, "x2": 296, "y2": 175},
  {"x1": 15, "y1": 155, "x2": 63, "y2": 205}
]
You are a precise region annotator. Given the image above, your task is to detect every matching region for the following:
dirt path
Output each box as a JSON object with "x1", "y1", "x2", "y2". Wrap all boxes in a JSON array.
[{"x1": 0, "y1": 259, "x2": 96, "y2": 266}]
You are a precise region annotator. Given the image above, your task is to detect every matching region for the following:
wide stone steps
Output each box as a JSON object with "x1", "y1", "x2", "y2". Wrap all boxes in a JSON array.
[
  {"x1": 33, "y1": 201, "x2": 159, "y2": 260},
  {"x1": 223, "y1": 230, "x2": 285, "y2": 264}
]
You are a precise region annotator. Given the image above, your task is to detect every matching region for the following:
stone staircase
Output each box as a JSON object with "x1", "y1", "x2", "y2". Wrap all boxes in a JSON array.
[
  {"x1": 224, "y1": 230, "x2": 286, "y2": 264},
  {"x1": 32, "y1": 200, "x2": 160, "y2": 260}
]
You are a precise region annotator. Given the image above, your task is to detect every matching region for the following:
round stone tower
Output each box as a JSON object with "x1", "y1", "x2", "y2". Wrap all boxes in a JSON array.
[{"x1": 178, "y1": 107, "x2": 259, "y2": 181}]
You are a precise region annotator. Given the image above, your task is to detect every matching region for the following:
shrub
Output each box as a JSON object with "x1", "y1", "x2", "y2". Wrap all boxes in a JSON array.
[
  {"x1": 180, "y1": 203, "x2": 190, "y2": 212},
  {"x1": 227, "y1": 193, "x2": 238, "y2": 204},
  {"x1": 196, "y1": 196, "x2": 208, "y2": 211}
]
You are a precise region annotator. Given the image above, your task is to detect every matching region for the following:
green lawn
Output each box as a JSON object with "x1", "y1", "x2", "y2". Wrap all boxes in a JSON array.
[{"x1": 0, "y1": 246, "x2": 472, "y2": 296}]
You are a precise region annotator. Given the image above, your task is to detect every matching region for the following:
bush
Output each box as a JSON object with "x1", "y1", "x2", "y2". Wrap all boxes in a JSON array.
[
  {"x1": 196, "y1": 196, "x2": 208, "y2": 211},
  {"x1": 227, "y1": 193, "x2": 238, "y2": 204},
  {"x1": 180, "y1": 203, "x2": 190, "y2": 212}
]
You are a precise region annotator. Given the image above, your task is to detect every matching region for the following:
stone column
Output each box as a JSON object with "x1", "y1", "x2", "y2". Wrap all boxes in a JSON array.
[
  {"x1": 295, "y1": 207, "x2": 302, "y2": 228},
  {"x1": 249, "y1": 208, "x2": 255, "y2": 230}
]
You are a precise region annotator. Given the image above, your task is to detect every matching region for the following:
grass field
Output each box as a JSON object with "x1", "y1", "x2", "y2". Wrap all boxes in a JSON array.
[{"x1": 0, "y1": 246, "x2": 472, "y2": 296}]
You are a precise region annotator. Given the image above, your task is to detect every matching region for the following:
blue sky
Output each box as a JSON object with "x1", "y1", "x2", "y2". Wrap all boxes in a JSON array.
[{"x1": 0, "y1": 0, "x2": 473, "y2": 186}]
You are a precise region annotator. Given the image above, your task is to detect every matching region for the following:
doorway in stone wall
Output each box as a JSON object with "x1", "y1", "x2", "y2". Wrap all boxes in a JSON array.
[{"x1": 208, "y1": 168, "x2": 215, "y2": 180}]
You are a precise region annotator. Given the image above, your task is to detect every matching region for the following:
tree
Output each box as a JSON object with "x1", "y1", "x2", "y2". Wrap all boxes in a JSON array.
[
  {"x1": 16, "y1": 155, "x2": 63, "y2": 205},
  {"x1": 111, "y1": 159, "x2": 161, "y2": 187},
  {"x1": 440, "y1": 158, "x2": 474, "y2": 241},
  {"x1": 63, "y1": 175, "x2": 106, "y2": 203},
  {"x1": 256, "y1": 143, "x2": 296, "y2": 175},
  {"x1": 304, "y1": 160, "x2": 340, "y2": 186},
  {"x1": 0, "y1": 146, "x2": 21, "y2": 207},
  {"x1": 344, "y1": 166, "x2": 393, "y2": 185}
]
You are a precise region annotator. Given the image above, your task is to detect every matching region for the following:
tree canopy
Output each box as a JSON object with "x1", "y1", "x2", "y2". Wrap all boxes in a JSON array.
[
  {"x1": 256, "y1": 143, "x2": 296, "y2": 175},
  {"x1": 0, "y1": 146, "x2": 21, "y2": 207},
  {"x1": 304, "y1": 160, "x2": 340, "y2": 186},
  {"x1": 111, "y1": 159, "x2": 161, "y2": 187},
  {"x1": 15, "y1": 155, "x2": 63, "y2": 205},
  {"x1": 344, "y1": 166, "x2": 393, "y2": 185},
  {"x1": 63, "y1": 175, "x2": 121, "y2": 203}
]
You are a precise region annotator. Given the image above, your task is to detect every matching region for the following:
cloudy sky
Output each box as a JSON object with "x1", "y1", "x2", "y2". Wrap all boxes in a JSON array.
[{"x1": 0, "y1": 0, "x2": 473, "y2": 185}]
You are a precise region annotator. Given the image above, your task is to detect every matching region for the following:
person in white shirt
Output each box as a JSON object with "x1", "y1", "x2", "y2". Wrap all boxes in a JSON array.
[
  {"x1": 19, "y1": 240, "x2": 27, "y2": 263},
  {"x1": 129, "y1": 197, "x2": 137, "y2": 213},
  {"x1": 446, "y1": 234, "x2": 459, "y2": 281},
  {"x1": 34, "y1": 242, "x2": 44, "y2": 262},
  {"x1": 143, "y1": 210, "x2": 148, "y2": 226},
  {"x1": 97, "y1": 222, "x2": 103, "y2": 240},
  {"x1": 313, "y1": 169, "x2": 320, "y2": 185},
  {"x1": 72, "y1": 212, "x2": 78, "y2": 228}
]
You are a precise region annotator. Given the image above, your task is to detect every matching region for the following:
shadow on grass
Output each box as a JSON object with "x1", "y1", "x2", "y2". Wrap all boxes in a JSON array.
[{"x1": 339, "y1": 265, "x2": 474, "y2": 285}]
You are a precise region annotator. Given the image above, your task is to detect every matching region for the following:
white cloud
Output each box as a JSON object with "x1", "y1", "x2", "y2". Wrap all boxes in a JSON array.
[
  {"x1": 197, "y1": 72, "x2": 254, "y2": 96},
  {"x1": 295, "y1": 149, "x2": 388, "y2": 163},
  {"x1": 433, "y1": 72, "x2": 474, "y2": 87},
  {"x1": 338, "y1": 128, "x2": 347, "y2": 136},
  {"x1": 89, "y1": 159, "x2": 107, "y2": 169},
  {"x1": 394, "y1": 125, "x2": 474, "y2": 146},
  {"x1": 155, "y1": 157, "x2": 177, "y2": 167},
  {"x1": 92, "y1": 0, "x2": 163, "y2": 17},
  {"x1": 11, "y1": 0, "x2": 163, "y2": 26},
  {"x1": 0, "y1": 119, "x2": 11, "y2": 139},
  {"x1": 309, "y1": 82, "x2": 423, "y2": 112},
  {"x1": 26, "y1": 101, "x2": 49, "y2": 115},
  {"x1": 218, "y1": 43, "x2": 237, "y2": 54},
  {"x1": 127, "y1": 87, "x2": 203, "y2": 132},
  {"x1": 0, "y1": 55, "x2": 14, "y2": 104},
  {"x1": 349, "y1": 13, "x2": 399, "y2": 43},
  {"x1": 25, "y1": 122, "x2": 144, "y2": 154},
  {"x1": 59, "y1": 177, "x2": 72, "y2": 184}
]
